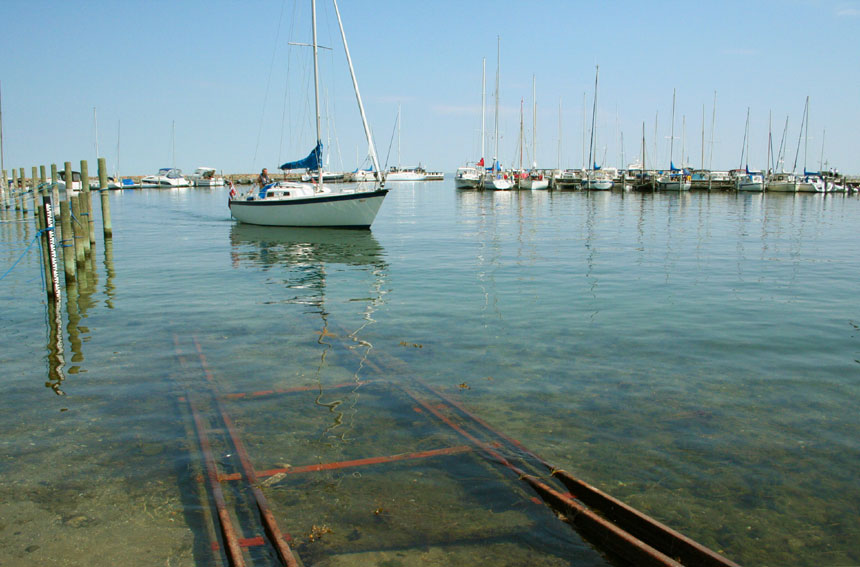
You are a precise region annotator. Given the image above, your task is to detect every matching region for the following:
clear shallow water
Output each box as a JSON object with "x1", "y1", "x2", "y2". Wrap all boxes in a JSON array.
[{"x1": 1, "y1": 185, "x2": 858, "y2": 566}]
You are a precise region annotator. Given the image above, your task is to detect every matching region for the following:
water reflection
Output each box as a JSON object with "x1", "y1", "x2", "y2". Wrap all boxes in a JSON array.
[{"x1": 228, "y1": 225, "x2": 389, "y2": 445}]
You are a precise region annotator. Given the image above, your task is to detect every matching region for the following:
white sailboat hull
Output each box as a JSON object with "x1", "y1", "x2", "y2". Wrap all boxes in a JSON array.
[
  {"x1": 580, "y1": 179, "x2": 613, "y2": 191},
  {"x1": 766, "y1": 181, "x2": 796, "y2": 192},
  {"x1": 483, "y1": 175, "x2": 514, "y2": 190},
  {"x1": 229, "y1": 189, "x2": 388, "y2": 228},
  {"x1": 520, "y1": 178, "x2": 549, "y2": 190},
  {"x1": 656, "y1": 179, "x2": 691, "y2": 191}
]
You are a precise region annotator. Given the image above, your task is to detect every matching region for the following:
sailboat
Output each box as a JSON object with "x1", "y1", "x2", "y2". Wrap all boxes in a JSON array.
[
  {"x1": 520, "y1": 75, "x2": 549, "y2": 190},
  {"x1": 229, "y1": 0, "x2": 388, "y2": 228},
  {"x1": 580, "y1": 66, "x2": 613, "y2": 191},
  {"x1": 482, "y1": 36, "x2": 513, "y2": 190},
  {"x1": 735, "y1": 107, "x2": 764, "y2": 192},
  {"x1": 656, "y1": 89, "x2": 691, "y2": 191},
  {"x1": 793, "y1": 96, "x2": 826, "y2": 193}
]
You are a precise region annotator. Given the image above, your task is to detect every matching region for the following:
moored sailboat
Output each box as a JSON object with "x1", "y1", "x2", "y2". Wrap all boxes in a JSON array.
[{"x1": 229, "y1": 0, "x2": 388, "y2": 228}]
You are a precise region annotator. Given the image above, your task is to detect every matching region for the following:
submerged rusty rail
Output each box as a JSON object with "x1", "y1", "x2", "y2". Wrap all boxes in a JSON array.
[
  {"x1": 330, "y1": 325, "x2": 742, "y2": 567},
  {"x1": 175, "y1": 335, "x2": 302, "y2": 567}
]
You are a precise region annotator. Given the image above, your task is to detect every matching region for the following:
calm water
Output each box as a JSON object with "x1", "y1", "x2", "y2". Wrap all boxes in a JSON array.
[{"x1": 1, "y1": 184, "x2": 858, "y2": 566}]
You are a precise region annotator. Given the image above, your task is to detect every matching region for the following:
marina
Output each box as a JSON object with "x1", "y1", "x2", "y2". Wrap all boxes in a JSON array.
[
  {"x1": 2, "y1": 179, "x2": 860, "y2": 566},
  {"x1": 2, "y1": 1, "x2": 860, "y2": 565}
]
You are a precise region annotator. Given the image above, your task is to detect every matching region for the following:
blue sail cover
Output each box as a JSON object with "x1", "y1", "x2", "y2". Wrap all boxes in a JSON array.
[
  {"x1": 670, "y1": 161, "x2": 680, "y2": 172},
  {"x1": 279, "y1": 141, "x2": 323, "y2": 171}
]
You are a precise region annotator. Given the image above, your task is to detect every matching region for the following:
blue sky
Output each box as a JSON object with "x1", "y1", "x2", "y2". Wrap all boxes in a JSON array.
[{"x1": 2, "y1": 0, "x2": 858, "y2": 176}]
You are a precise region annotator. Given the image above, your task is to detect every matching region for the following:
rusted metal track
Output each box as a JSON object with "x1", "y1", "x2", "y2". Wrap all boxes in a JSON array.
[{"x1": 330, "y1": 326, "x2": 741, "y2": 567}]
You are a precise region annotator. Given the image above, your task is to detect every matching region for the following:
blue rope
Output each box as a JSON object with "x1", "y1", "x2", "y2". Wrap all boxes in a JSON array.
[{"x1": 0, "y1": 227, "x2": 50, "y2": 283}]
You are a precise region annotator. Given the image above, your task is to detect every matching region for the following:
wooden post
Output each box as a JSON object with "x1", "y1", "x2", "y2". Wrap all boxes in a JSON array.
[
  {"x1": 79, "y1": 160, "x2": 92, "y2": 256},
  {"x1": 1, "y1": 168, "x2": 7, "y2": 208},
  {"x1": 82, "y1": 160, "x2": 95, "y2": 247},
  {"x1": 40, "y1": 165, "x2": 46, "y2": 185},
  {"x1": 71, "y1": 193, "x2": 86, "y2": 266},
  {"x1": 31, "y1": 166, "x2": 39, "y2": 216},
  {"x1": 18, "y1": 168, "x2": 26, "y2": 213},
  {"x1": 50, "y1": 163, "x2": 60, "y2": 213},
  {"x1": 40, "y1": 195, "x2": 61, "y2": 302},
  {"x1": 59, "y1": 198, "x2": 76, "y2": 283},
  {"x1": 64, "y1": 162, "x2": 84, "y2": 266},
  {"x1": 98, "y1": 157, "x2": 112, "y2": 238}
]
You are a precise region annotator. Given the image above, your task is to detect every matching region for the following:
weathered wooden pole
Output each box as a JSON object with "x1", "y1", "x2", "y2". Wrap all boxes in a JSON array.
[
  {"x1": 18, "y1": 168, "x2": 26, "y2": 213},
  {"x1": 40, "y1": 195, "x2": 61, "y2": 302},
  {"x1": 79, "y1": 160, "x2": 92, "y2": 256},
  {"x1": 64, "y1": 161, "x2": 84, "y2": 266},
  {"x1": 39, "y1": 165, "x2": 46, "y2": 185},
  {"x1": 59, "y1": 197, "x2": 76, "y2": 284},
  {"x1": 97, "y1": 157, "x2": 112, "y2": 238},
  {"x1": 81, "y1": 160, "x2": 95, "y2": 247},
  {"x1": 31, "y1": 166, "x2": 39, "y2": 214},
  {"x1": 50, "y1": 163, "x2": 60, "y2": 212}
]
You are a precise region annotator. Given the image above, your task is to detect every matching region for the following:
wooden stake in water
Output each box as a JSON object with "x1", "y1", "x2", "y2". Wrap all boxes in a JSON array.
[
  {"x1": 81, "y1": 159, "x2": 96, "y2": 247},
  {"x1": 1, "y1": 168, "x2": 7, "y2": 208},
  {"x1": 98, "y1": 157, "x2": 112, "y2": 238},
  {"x1": 79, "y1": 160, "x2": 92, "y2": 255},
  {"x1": 59, "y1": 198, "x2": 76, "y2": 284},
  {"x1": 31, "y1": 166, "x2": 39, "y2": 217},
  {"x1": 40, "y1": 164, "x2": 46, "y2": 185},
  {"x1": 41, "y1": 195, "x2": 61, "y2": 302},
  {"x1": 50, "y1": 163, "x2": 59, "y2": 212},
  {"x1": 19, "y1": 168, "x2": 26, "y2": 213}
]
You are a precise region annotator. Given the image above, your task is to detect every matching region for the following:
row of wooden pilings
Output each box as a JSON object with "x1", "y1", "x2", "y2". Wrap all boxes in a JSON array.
[{"x1": 0, "y1": 158, "x2": 113, "y2": 303}]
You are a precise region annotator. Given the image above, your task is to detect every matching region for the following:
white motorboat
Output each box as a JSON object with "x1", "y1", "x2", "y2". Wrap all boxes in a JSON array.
[
  {"x1": 580, "y1": 176, "x2": 614, "y2": 191},
  {"x1": 140, "y1": 168, "x2": 190, "y2": 187},
  {"x1": 454, "y1": 166, "x2": 481, "y2": 189},
  {"x1": 188, "y1": 167, "x2": 225, "y2": 187},
  {"x1": 385, "y1": 166, "x2": 426, "y2": 181},
  {"x1": 229, "y1": 0, "x2": 387, "y2": 229}
]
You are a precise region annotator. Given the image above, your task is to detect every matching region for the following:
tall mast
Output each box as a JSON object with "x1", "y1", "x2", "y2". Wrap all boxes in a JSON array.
[
  {"x1": 493, "y1": 35, "x2": 500, "y2": 170},
  {"x1": 701, "y1": 104, "x2": 705, "y2": 170},
  {"x1": 532, "y1": 75, "x2": 537, "y2": 168},
  {"x1": 804, "y1": 96, "x2": 809, "y2": 173},
  {"x1": 557, "y1": 97, "x2": 562, "y2": 169},
  {"x1": 581, "y1": 91, "x2": 586, "y2": 169},
  {"x1": 767, "y1": 111, "x2": 772, "y2": 178},
  {"x1": 481, "y1": 58, "x2": 486, "y2": 163},
  {"x1": 709, "y1": 91, "x2": 716, "y2": 171},
  {"x1": 819, "y1": 128, "x2": 825, "y2": 173},
  {"x1": 739, "y1": 107, "x2": 749, "y2": 170},
  {"x1": 0, "y1": 80, "x2": 5, "y2": 178},
  {"x1": 311, "y1": 0, "x2": 323, "y2": 186},
  {"x1": 669, "y1": 88, "x2": 676, "y2": 167},
  {"x1": 792, "y1": 96, "x2": 807, "y2": 174},
  {"x1": 518, "y1": 97, "x2": 524, "y2": 170},
  {"x1": 397, "y1": 103, "x2": 401, "y2": 168},
  {"x1": 587, "y1": 65, "x2": 598, "y2": 172},
  {"x1": 333, "y1": 0, "x2": 381, "y2": 180}
]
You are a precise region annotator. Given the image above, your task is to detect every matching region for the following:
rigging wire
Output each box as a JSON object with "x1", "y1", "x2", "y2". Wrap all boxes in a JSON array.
[{"x1": 252, "y1": 0, "x2": 288, "y2": 169}]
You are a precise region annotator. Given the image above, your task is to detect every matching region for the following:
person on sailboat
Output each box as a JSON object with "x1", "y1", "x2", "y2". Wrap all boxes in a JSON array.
[{"x1": 257, "y1": 168, "x2": 271, "y2": 187}]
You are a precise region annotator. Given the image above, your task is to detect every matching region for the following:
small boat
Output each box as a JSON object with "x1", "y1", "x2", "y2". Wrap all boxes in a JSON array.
[
  {"x1": 140, "y1": 168, "x2": 190, "y2": 187},
  {"x1": 229, "y1": 0, "x2": 388, "y2": 229},
  {"x1": 56, "y1": 170, "x2": 83, "y2": 192},
  {"x1": 581, "y1": 67, "x2": 613, "y2": 192},
  {"x1": 553, "y1": 169, "x2": 582, "y2": 190},
  {"x1": 385, "y1": 166, "x2": 425, "y2": 181},
  {"x1": 766, "y1": 172, "x2": 797, "y2": 192},
  {"x1": 188, "y1": 167, "x2": 225, "y2": 187},
  {"x1": 454, "y1": 165, "x2": 481, "y2": 189},
  {"x1": 735, "y1": 171, "x2": 764, "y2": 192},
  {"x1": 796, "y1": 172, "x2": 826, "y2": 192},
  {"x1": 656, "y1": 169, "x2": 692, "y2": 191},
  {"x1": 519, "y1": 169, "x2": 549, "y2": 190}
]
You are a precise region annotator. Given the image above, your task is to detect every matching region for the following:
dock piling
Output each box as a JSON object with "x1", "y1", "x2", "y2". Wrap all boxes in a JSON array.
[
  {"x1": 58, "y1": 198, "x2": 76, "y2": 284},
  {"x1": 79, "y1": 160, "x2": 92, "y2": 255},
  {"x1": 97, "y1": 158, "x2": 112, "y2": 238}
]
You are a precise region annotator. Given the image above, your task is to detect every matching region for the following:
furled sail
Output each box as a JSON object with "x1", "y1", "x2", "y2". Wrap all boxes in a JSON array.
[{"x1": 279, "y1": 141, "x2": 323, "y2": 171}]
